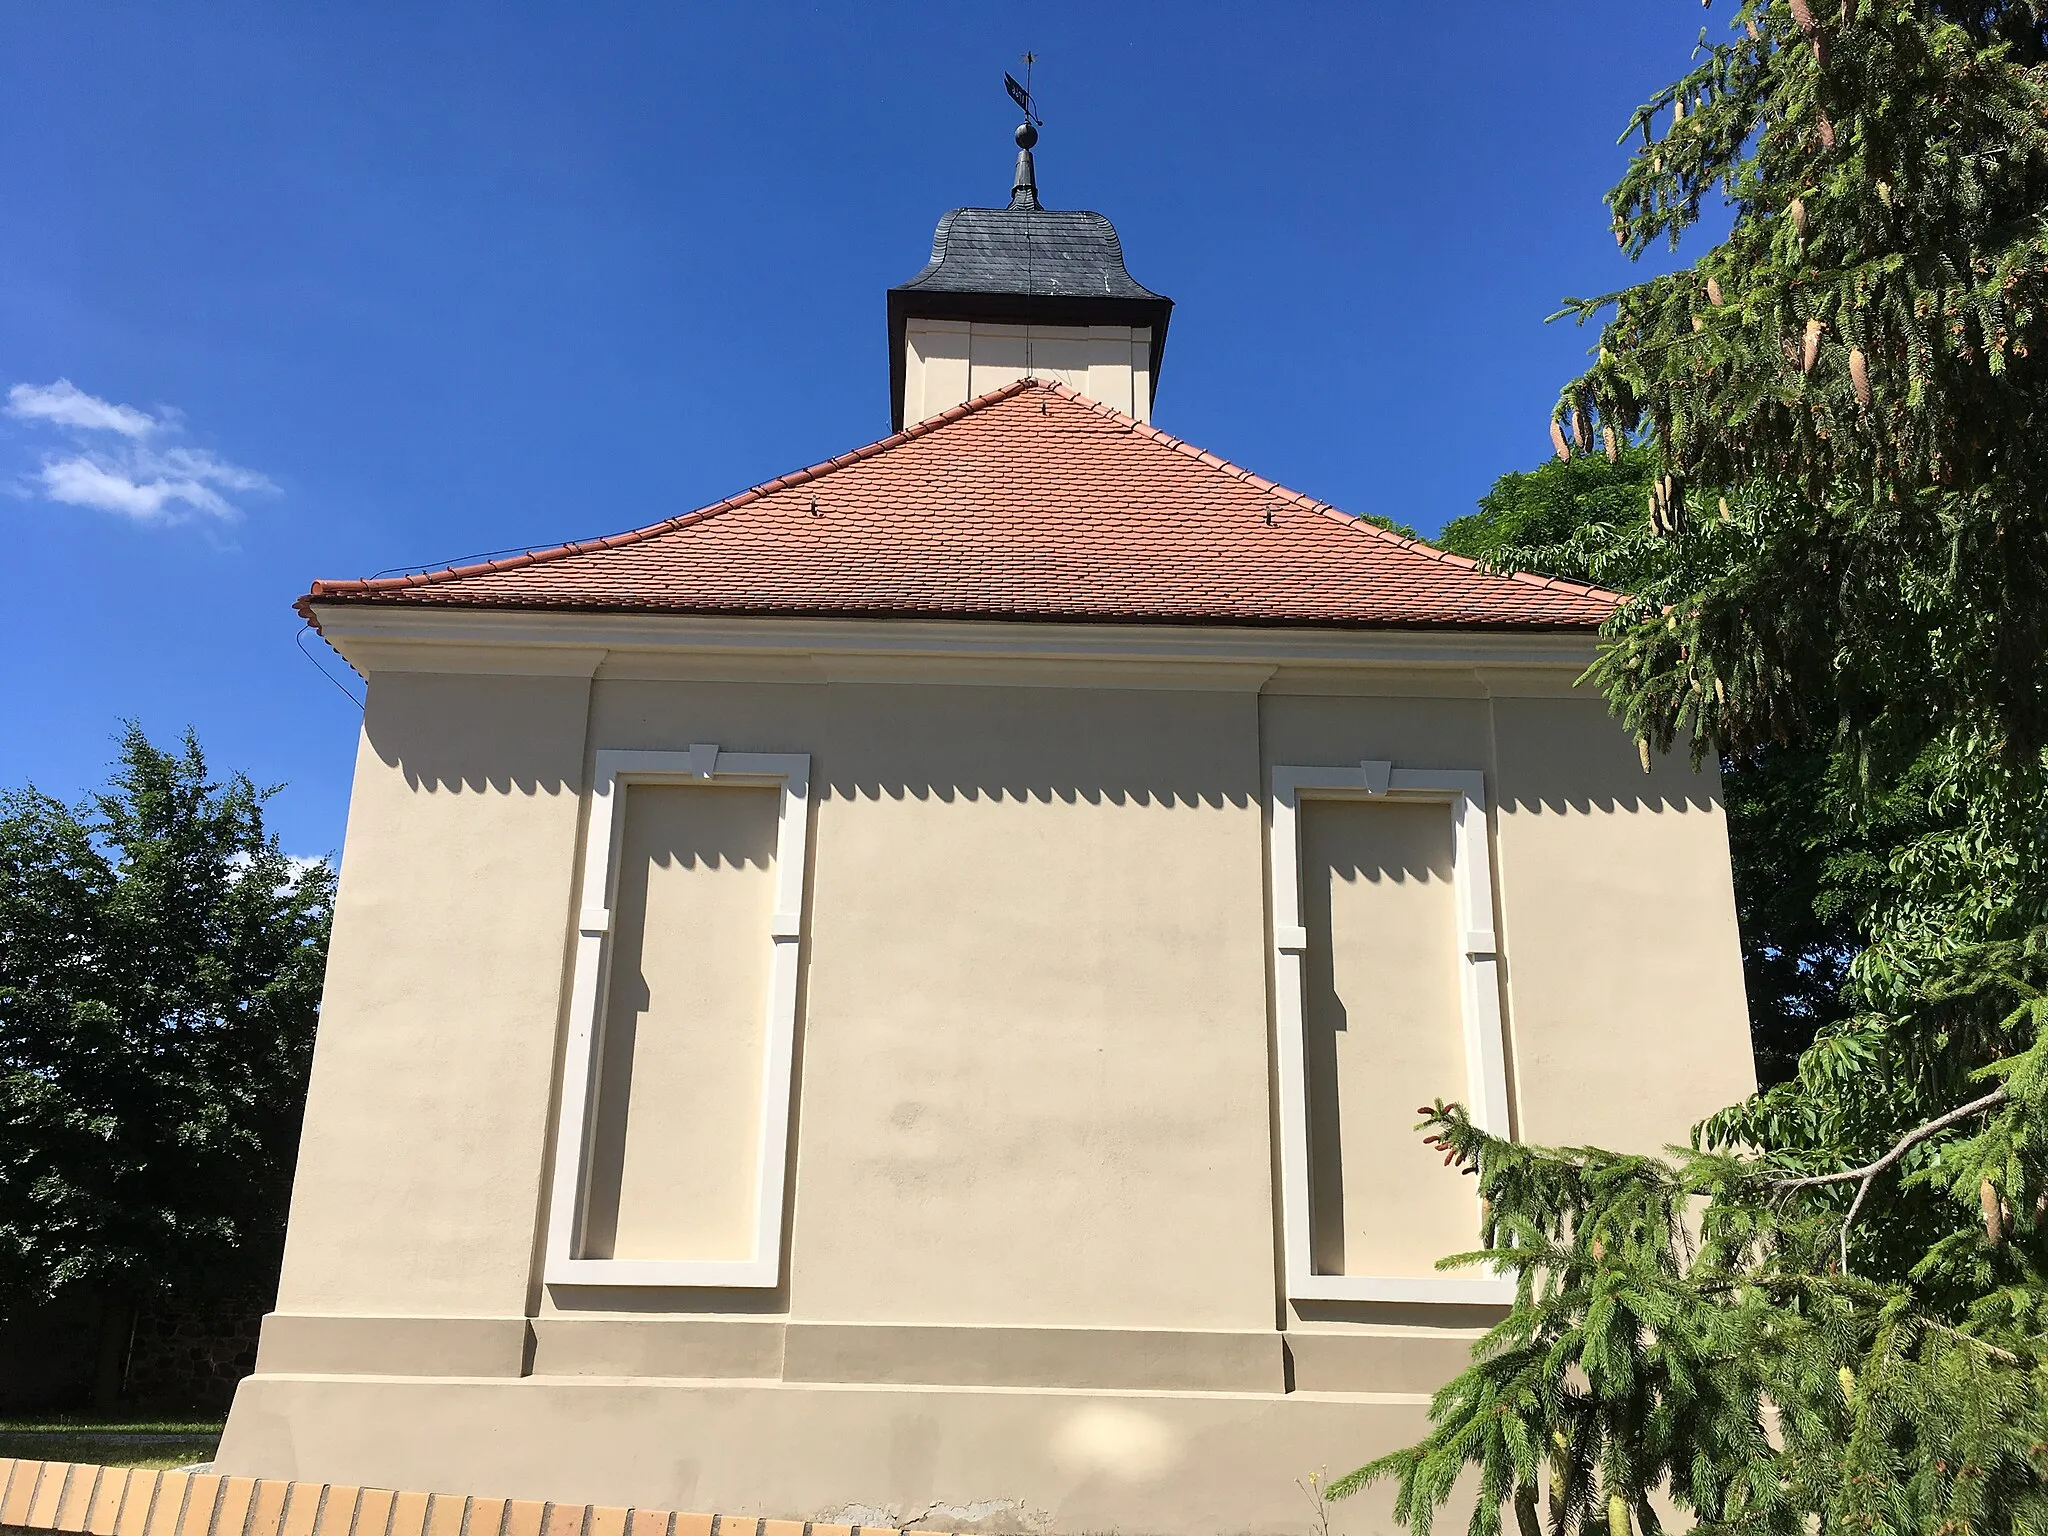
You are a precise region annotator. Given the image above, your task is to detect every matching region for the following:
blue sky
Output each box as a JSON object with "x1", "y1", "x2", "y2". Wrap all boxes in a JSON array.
[{"x1": 0, "y1": 3, "x2": 1716, "y2": 857}]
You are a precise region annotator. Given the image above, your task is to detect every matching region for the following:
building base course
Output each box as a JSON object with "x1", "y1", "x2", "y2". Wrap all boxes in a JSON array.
[{"x1": 189, "y1": 1375, "x2": 1431, "y2": 1536}]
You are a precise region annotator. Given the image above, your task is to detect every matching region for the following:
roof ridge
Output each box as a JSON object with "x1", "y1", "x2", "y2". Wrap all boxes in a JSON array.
[
  {"x1": 1025, "y1": 379, "x2": 1628, "y2": 608},
  {"x1": 301, "y1": 378, "x2": 1047, "y2": 605}
]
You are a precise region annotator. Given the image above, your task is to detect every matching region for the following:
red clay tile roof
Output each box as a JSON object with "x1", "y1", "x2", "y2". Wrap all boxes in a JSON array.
[{"x1": 301, "y1": 378, "x2": 1619, "y2": 631}]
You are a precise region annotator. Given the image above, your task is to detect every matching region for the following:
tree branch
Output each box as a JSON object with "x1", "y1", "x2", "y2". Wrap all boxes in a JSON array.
[
  {"x1": 1765, "y1": 1085, "x2": 2009, "y2": 1274},
  {"x1": 1767, "y1": 1086, "x2": 2009, "y2": 1194},
  {"x1": 1926, "y1": 1320, "x2": 2023, "y2": 1368}
]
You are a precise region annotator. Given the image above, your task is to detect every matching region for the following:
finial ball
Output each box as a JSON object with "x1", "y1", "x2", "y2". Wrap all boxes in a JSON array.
[{"x1": 1015, "y1": 121, "x2": 1039, "y2": 149}]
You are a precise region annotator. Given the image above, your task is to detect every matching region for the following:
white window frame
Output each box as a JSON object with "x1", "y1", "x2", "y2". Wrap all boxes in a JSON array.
[
  {"x1": 544, "y1": 745, "x2": 810, "y2": 1289},
  {"x1": 1269, "y1": 762, "x2": 1514, "y2": 1306}
]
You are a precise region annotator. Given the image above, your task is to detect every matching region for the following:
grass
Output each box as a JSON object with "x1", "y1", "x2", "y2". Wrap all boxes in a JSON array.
[{"x1": 0, "y1": 1417, "x2": 222, "y2": 1472}]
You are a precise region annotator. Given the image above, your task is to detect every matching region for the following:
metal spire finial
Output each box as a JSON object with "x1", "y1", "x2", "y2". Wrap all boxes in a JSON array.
[
  {"x1": 1010, "y1": 120, "x2": 1040, "y2": 210},
  {"x1": 1004, "y1": 55, "x2": 1042, "y2": 211}
]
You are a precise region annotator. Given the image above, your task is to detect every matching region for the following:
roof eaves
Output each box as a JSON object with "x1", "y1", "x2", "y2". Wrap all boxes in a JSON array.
[{"x1": 300, "y1": 592, "x2": 1616, "y2": 633}]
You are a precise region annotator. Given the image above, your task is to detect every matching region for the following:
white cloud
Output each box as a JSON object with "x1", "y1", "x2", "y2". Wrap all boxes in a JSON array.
[
  {"x1": 226, "y1": 850, "x2": 335, "y2": 894},
  {"x1": 6, "y1": 378, "x2": 274, "y2": 523},
  {"x1": 7, "y1": 379, "x2": 158, "y2": 438},
  {"x1": 36, "y1": 445, "x2": 274, "y2": 523}
]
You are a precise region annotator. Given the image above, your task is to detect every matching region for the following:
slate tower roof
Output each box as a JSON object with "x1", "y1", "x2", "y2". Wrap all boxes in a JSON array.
[{"x1": 887, "y1": 122, "x2": 1173, "y2": 429}]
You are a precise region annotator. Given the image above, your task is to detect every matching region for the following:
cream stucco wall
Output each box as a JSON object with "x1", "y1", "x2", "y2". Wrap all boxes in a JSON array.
[
  {"x1": 226, "y1": 614, "x2": 1756, "y2": 1536},
  {"x1": 903, "y1": 319, "x2": 1153, "y2": 423},
  {"x1": 1487, "y1": 693, "x2": 1755, "y2": 1149},
  {"x1": 268, "y1": 670, "x2": 592, "y2": 1363}
]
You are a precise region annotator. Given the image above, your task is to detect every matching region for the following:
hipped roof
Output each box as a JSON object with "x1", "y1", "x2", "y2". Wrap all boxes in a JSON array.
[{"x1": 301, "y1": 378, "x2": 1618, "y2": 632}]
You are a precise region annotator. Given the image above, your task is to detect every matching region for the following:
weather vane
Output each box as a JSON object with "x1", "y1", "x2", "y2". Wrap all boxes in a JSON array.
[{"x1": 1004, "y1": 52, "x2": 1042, "y2": 127}]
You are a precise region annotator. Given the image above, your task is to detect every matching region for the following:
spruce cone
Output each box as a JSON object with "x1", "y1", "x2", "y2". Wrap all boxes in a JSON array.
[
  {"x1": 1573, "y1": 402, "x2": 1591, "y2": 451},
  {"x1": 1982, "y1": 1179, "x2": 2005, "y2": 1243},
  {"x1": 1637, "y1": 739, "x2": 1652, "y2": 774},
  {"x1": 1551, "y1": 418, "x2": 1571, "y2": 461},
  {"x1": 1706, "y1": 275, "x2": 1724, "y2": 306},
  {"x1": 1649, "y1": 471, "x2": 1687, "y2": 533},
  {"x1": 1849, "y1": 345, "x2": 1870, "y2": 404},
  {"x1": 1604, "y1": 425, "x2": 1620, "y2": 462},
  {"x1": 1791, "y1": 197, "x2": 1809, "y2": 237},
  {"x1": 1803, "y1": 317, "x2": 1824, "y2": 372},
  {"x1": 1789, "y1": 0, "x2": 1817, "y2": 34},
  {"x1": 1817, "y1": 109, "x2": 1835, "y2": 149},
  {"x1": 1673, "y1": 95, "x2": 1686, "y2": 124}
]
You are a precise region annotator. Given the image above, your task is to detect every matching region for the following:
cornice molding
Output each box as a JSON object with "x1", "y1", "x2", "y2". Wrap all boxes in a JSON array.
[
  {"x1": 335, "y1": 638, "x2": 608, "y2": 679},
  {"x1": 310, "y1": 606, "x2": 1601, "y2": 694}
]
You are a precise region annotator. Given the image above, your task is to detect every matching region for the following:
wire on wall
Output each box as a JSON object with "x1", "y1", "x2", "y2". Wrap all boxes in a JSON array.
[{"x1": 297, "y1": 623, "x2": 366, "y2": 710}]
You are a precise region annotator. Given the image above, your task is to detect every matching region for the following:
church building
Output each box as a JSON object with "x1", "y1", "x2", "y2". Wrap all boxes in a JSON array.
[{"x1": 218, "y1": 119, "x2": 1755, "y2": 1536}]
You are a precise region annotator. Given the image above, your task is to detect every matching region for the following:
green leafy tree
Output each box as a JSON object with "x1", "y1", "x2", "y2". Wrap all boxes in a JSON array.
[
  {"x1": 0, "y1": 725, "x2": 334, "y2": 1319},
  {"x1": 1350, "y1": 2, "x2": 2048, "y2": 1531},
  {"x1": 1441, "y1": 452, "x2": 1866, "y2": 1081},
  {"x1": 1439, "y1": 448, "x2": 1660, "y2": 569},
  {"x1": 1440, "y1": 461, "x2": 2044, "y2": 1086}
]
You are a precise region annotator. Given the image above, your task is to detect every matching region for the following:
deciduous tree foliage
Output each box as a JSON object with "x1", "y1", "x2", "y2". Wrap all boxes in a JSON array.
[
  {"x1": 0, "y1": 725, "x2": 333, "y2": 1317},
  {"x1": 1441, "y1": 454, "x2": 1866, "y2": 1083},
  {"x1": 1439, "y1": 449, "x2": 1662, "y2": 570},
  {"x1": 1348, "y1": 4, "x2": 2048, "y2": 1532}
]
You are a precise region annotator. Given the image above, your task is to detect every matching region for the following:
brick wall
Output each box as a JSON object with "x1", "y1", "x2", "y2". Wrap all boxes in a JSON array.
[{"x1": 0, "y1": 1460, "x2": 943, "y2": 1536}]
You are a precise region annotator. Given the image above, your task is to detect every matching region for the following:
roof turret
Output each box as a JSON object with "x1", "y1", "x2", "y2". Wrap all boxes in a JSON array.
[{"x1": 886, "y1": 118, "x2": 1173, "y2": 428}]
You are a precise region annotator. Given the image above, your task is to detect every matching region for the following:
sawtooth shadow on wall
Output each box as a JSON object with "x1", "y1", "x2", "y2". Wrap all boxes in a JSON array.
[{"x1": 361, "y1": 674, "x2": 1721, "y2": 815}]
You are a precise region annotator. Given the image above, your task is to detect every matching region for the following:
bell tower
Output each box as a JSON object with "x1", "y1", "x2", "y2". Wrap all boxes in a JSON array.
[{"x1": 887, "y1": 114, "x2": 1174, "y2": 429}]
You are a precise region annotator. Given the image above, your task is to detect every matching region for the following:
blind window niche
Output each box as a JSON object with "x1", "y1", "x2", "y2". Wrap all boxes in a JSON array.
[
  {"x1": 1299, "y1": 798, "x2": 1470, "y2": 1280},
  {"x1": 581, "y1": 781, "x2": 780, "y2": 1263},
  {"x1": 546, "y1": 748, "x2": 810, "y2": 1290},
  {"x1": 1269, "y1": 764, "x2": 1514, "y2": 1306}
]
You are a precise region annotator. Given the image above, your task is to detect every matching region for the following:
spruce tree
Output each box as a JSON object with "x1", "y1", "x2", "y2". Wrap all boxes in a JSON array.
[
  {"x1": 1558, "y1": 0, "x2": 2048, "y2": 776},
  {"x1": 1346, "y1": 5, "x2": 2048, "y2": 1532}
]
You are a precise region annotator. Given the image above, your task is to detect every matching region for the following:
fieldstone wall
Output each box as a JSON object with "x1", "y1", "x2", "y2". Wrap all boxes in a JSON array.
[{"x1": 122, "y1": 1299, "x2": 265, "y2": 1413}]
